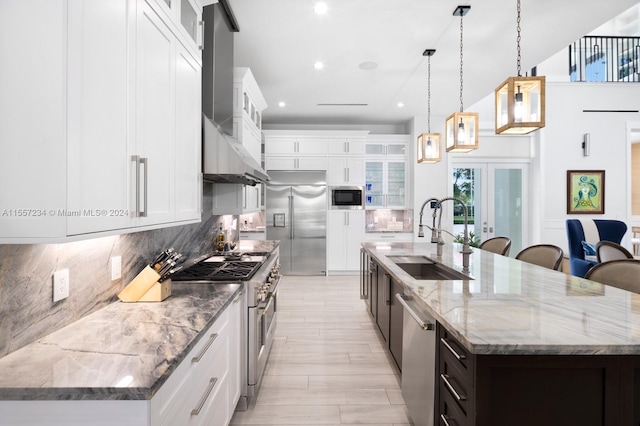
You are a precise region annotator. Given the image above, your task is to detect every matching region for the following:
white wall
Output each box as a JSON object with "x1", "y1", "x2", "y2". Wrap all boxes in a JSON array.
[{"x1": 538, "y1": 82, "x2": 639, "y2": 251}]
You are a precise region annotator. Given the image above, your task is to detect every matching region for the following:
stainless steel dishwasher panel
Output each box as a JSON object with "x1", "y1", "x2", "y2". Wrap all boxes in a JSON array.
[{"x1": 396, "y1": 293, "x2": 436, "y2": 426}]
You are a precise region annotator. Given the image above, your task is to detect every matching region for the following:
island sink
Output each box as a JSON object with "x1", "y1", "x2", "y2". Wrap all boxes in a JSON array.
[{"x1": 388, "y1": 256, "x2": 474, "y2": 280}]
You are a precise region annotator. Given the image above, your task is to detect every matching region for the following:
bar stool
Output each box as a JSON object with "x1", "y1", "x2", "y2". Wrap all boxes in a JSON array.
[{"x1": 632, "y1": 226, "x2": 640, "y2": 257}]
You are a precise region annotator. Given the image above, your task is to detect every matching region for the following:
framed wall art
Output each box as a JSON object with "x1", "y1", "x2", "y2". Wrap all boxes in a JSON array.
[{"x1": 566, "y1": 170, "x2": 605, "y2": 214}]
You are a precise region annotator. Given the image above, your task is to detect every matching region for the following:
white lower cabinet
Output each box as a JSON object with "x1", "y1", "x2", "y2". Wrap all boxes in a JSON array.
[{"x1": 327, "y1": 210, "x2": 365, "y2": 273}]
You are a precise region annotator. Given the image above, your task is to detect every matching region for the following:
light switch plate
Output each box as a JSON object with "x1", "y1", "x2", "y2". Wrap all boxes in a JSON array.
[
  {"x1": 111, "y1": 256, "x2": 122, "y2": 281},
  {"x1": 53, "y1": 269, "x2": 69, "y2": 302}
]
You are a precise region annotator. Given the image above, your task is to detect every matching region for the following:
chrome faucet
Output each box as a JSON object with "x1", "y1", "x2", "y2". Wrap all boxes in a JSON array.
[
  {"x1": 417, "y1": 197, "x2": 440, "y2": 243},
  {"x1": 436, "y1": 197, "x2": 473, "y2": 271}
]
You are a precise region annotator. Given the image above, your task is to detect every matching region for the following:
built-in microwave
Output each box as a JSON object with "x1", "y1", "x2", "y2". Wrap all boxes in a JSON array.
[{"x1": 330, "y1": 186, "x2": 365, "y2": 209}]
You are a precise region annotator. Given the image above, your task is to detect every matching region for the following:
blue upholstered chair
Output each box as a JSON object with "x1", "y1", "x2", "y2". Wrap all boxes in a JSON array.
[{"x1": 566, "y1": 219, "x2": 628, "y2": 278}]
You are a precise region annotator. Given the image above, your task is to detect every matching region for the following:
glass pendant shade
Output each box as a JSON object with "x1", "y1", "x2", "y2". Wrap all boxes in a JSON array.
[
  {"x1": 445, "y1": 111, "x2": 478, "y2": 152},
  {"x1": 495, "y1": 75, "x2": 545, "y2": 135},
  {"x1": 417, "y1": 132, "x2": 441, "y2": 163}
]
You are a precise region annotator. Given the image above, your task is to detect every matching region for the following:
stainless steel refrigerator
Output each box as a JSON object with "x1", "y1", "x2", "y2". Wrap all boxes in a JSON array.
[{"x1": 266, "y1": 171, "x2": 327, "y2": 275}]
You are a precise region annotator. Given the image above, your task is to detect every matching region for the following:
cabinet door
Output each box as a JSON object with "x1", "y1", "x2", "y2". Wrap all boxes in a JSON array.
[
  {"x1": 327, "y1": 158, "x2": 348, "y2": 185},
  {"x1": 328, "y1": 211, "x2": 365, "y2": 272},
  {"x1": 67, "y1": 0, "x2": 134, "y2": 236},
  {"x1": 227, "y1": 291, "x2": 243, "y2": 417},
  {"x1": 376, "y1": 268, "x2": 390, "y2": 343},
  {"x1": 297, "y1": 157, "x2": 327, "y2": 170},
  {"x1": 345, "y1": 212, "x2": 365, "y2": 270},
  {"x1": 136, "y1": 1, "x2": 175, "y2": 226},
  {"x1": 365, "y1": 161, "x2": 384, "y2": 207},
  {"x1": 327, "y1": 211, "x2": 348, "y2": 270},
  {"x1": 243, "y1": 185, "x2": 261, "y2": 213},
  {"x1": 265, "y1": 138, "x2": 296, "y2": 155},
  {"x1": 296, "y1": 138, "x2": 328, "y2": 155},
  {"x1": 0, "y1": 0, "x2": 67, "y2": 240},
  {"x1": 327, "y1": 158, "x2": 365, "y2": 185},
  {"x1": 389, "y1": 279, "x2": 404, "y2": 371},
  {"x1": 174, "y1": 43, "x2": 201, "y2": 222},
  {"x1": 386, "y1": 161, "x2": 406, "y2": 208},
  {"x1": 265, "y1": 156, "x2": 295, "y2": 171},
  {"x1": 328, "y1": 138, "x2": 364, "y2": 155}
]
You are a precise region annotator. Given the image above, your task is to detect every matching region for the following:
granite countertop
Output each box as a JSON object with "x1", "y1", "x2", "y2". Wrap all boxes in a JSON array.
[
  {"x1": 363, "y1": 242, "x2": 640, "y2": 356},
  {"x1": 0, "y1": 283, "x2": 243, "y2": 401}
]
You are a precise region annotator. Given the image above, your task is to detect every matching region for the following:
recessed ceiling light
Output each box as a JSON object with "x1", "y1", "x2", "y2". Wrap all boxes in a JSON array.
[
  {"x1": 314, "y1": 2, "x2": 328, "y2": 14},
  {"x1": 278, "y1": 101, "x2": 286, "y2": 107},
  {"x1": 314, "y1": 61, "x2": 324, "y2": 70},
  {"x1": 397, "y1": 102, "x2": 405, "y2": 108}
]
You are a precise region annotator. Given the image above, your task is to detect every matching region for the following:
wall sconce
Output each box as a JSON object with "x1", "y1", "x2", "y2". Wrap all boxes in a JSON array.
[
  {"x1": 495, "y1": 0, "x2": 546, "y2": 135},
  {"x1": 582, "y1": 133, "x2": 590, "y2": 156},
  {"x1": 417, "y1": 49, "x2": 442, "y2": 163},
  {"x1": 445, "y1": 5, "x2": 479, "y2": 153}
]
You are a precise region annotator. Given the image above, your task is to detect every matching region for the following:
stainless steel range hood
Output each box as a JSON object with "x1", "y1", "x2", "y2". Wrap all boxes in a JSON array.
[{"x1": 202, "y1": 115, "x2": 269, "y2": 186}]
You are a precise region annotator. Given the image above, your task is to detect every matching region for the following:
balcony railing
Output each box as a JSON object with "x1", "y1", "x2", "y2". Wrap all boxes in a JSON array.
[{"x1": 570, "y1": 35, "x2": 640, "y2": 82}]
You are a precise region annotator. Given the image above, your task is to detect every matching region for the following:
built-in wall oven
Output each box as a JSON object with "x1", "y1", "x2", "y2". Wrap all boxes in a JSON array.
[{"x1": 170, "y1": 248, "x2": 281, "y2": 409}]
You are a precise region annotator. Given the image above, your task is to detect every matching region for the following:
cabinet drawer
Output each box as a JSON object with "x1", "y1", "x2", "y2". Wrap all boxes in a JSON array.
[
  {"x1": 152, "y1": 308, "x2": 230, "y2": 424},
  {"x1": 438, "y1": 327, "x2": 473, "y2": 418},
  {"x1": 440, "y1": 330, "x2": 472, "y2": 372},
  {"x1": 439, "y1": 380, "x2": 470, "y2": 426}
]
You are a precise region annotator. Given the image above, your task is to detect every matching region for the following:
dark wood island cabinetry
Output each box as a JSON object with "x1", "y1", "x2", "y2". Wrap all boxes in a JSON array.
[{"x1": 363, "y1": 241, "x2": 640, "y2": 426}]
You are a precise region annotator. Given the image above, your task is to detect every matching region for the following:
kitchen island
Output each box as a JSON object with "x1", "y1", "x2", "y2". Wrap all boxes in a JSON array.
[{"x1": 363, "y1": 241, "x2": 640, "y2": 426}]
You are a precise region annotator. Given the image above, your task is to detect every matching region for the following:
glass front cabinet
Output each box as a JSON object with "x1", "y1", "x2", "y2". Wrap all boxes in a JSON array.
[{"x1": 365, "y1": 137, "x2": 409, "y2": 209}]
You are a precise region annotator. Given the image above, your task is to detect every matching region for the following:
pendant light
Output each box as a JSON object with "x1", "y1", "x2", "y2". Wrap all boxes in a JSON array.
[
  {"x1": 495, "y1": 0, "x2": 545, "y2": 135},
  {"x1": 445, "y1": 5, "x2": 479, "y2": 153},
  {"x1": 417, "y1": 49, "x2": 441, "y2": 164}
]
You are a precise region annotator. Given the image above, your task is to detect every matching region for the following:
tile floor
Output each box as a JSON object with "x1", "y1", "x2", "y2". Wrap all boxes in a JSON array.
[{"x1": 230, "y1": 275, "x2": 413, "y2": 425}]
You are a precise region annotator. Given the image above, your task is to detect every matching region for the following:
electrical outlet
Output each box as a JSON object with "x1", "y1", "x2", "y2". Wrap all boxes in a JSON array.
[
  {"x1": 111, "y1": 256, "x2": 122, "y2": 281},
  {"x1": 53, "y1": 269, "x2": 69, "y2": 302}
]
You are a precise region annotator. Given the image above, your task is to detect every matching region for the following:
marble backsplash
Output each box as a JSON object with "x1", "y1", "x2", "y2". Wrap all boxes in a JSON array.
[{"x1": 0, "y1": 184, "x2": 235, "y2": 358}]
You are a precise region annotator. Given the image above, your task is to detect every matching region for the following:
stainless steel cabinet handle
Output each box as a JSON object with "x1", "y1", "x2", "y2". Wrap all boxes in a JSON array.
[
  {"x1": 489, "y1": 226, "x2": 494, "y2": 233},
  {"x1": 344, "y1": 167, "x2": 348, "y2": 183},
  {"x1": 139, "y1": 157, "x2": 148, "y2": 217},
  {"x1": 131, "y1": 155, "x2": 140, "y2": 217},
  {"x1": 395, "y1": 294, "x2": 434, "y2": 331},
  {"x1": 440, "y1": 338, "x2": 466, "y2": 360},
  {"x1": 191, "y1": 377, "x2": 218, "y2": 416},
  {"x1": 198, "y1": 21, "x2": 205, "y2": 50},
  {"x1": 289, "y1": 195, "x2": 294, "y2": 239},
  {"x1": 382, "y1": 274, "x2": 388, "y2": 306},
  {"x1": 440, "y1": 414, "x2": 453, "y2": 426},
  {"x1": 441, "y1": 374, "x2": 466, "y2": 401},
  {"x1": 192, "y1": 333, "x2": 218, "y2": 363},
  {"x1": 347, "y1": 167, "x2": 350, "y2": 182}
]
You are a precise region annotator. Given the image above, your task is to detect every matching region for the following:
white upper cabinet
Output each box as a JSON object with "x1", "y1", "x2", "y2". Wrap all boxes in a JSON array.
[
  {"x1": 365, "y1": 135, "x2": 411, "y2": 209},
  {"x1": 233, "y1": 67, "x2": 266, "y2": 164},
  {"x1": 147, "y1": 0, "x2": 203, "y2": 60},
  {"x1": 66, "y1": 0, "x2": 133, "y2": 235},
  {"x1": 263, "y1": 131, "x2": 369, "y2": 173},
  {"x1": 0, "y1": 0, "x2": 203, "y2": 243},
  {"x1": 0, "y1": 0, "x2": 68, "y2": 240},
  {"x1": 327, "y1": 137, "x2": 366, "y2": 186}
]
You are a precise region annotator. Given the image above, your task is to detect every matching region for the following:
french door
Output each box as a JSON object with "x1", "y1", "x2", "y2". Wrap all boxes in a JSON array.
[{"x1": 451, "y1": 161, "x2": 529, "y2": 256}]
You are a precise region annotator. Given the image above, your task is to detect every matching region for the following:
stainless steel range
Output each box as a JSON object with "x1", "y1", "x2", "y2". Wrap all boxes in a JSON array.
[{"x1": 171, "y1": 248, "x2": 281, "y2": 410}]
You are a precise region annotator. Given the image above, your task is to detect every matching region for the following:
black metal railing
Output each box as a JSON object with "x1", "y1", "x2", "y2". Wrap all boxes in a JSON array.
[{"x1": 569, "y1": 35, "x2": 640, "y2": 82}]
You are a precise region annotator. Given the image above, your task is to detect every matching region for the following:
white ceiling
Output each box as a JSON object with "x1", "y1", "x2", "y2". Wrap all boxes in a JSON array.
[{"x1": 231, "y1": 0, "x2": 639, "y2": 127}]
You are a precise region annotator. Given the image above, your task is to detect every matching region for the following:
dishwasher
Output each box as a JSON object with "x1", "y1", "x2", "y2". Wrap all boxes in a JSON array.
[{"x1": 395, "y1": 293, "x2": 436, "y2": 426}]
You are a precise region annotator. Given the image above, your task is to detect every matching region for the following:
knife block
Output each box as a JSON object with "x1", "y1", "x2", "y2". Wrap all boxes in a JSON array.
[
  {"x1": 138, "y1": 279, "x2": 171, "y2": 302},
  {"x1": 118, "y1": 265, "x2": 171, "y2": 302}
]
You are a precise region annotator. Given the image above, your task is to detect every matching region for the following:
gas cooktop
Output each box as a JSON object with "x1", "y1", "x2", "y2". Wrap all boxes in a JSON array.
[{"x1": 170, "y1": 251, "x2": 269, "y2": 282}]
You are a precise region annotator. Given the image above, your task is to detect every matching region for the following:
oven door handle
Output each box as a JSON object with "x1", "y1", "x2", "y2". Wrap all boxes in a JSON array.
[{"x1": 261, "y1": 295, "x2": 274, "y2": 316}]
